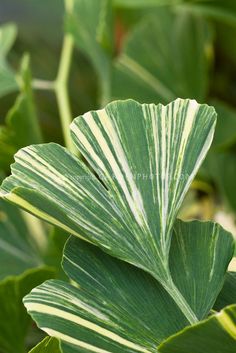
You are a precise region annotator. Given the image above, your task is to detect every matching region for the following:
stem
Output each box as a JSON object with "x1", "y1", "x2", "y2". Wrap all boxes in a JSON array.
[
  {"x1": 54, "y1": 0, "x2": 77, "y2": 154},
  {"x1": 162, "y1": 276, "x2": 198, "y2": 325}
]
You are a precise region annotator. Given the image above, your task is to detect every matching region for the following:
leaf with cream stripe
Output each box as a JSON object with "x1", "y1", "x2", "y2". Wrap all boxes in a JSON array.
[
  {"x1": 169, "y1": 220, "x2": 234, "y2": 320},
  {"x1": 23, "y1": 235, "x2": 190, "y2": 353},
  {"x1": 158, "y1": 304, "x2": 236, "y2": 353},
  {"x1": 70, "y1": 99, "x2": 216, "y2": 276},
  {"x1": 28, "y1": 337, "x2": 62, "y2": 353},
  {"x1": 24, "y1": 219, "x2": 234, "y2": 353},
  {"x1": 0, "y1": 99, "x2": 216, "y2": 323}
]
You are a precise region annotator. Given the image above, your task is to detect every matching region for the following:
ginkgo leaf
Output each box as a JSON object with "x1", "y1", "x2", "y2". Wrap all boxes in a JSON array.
[
  {"x1": 158, "y1": 304, "x2": 236, "y2": 353},
  {"x1": 0, "y1": 199, "x2": 43, "y2": 280},
  {"x1": 0, "y1": 98, "x2": 217, "y2": 323},
  {"x1": 169, "y1": 220, "x2": 234, "y2": 320},
  {"x1": 112, "y1": 10, "x2": 212, "y2": 103},
  {"x1": 23, "y1": 218, "x2": 234, "y2": 353},
  {"x1": 28, "y1": 337, "x2": 61, "y2": 353},
  {"x1": 214, "y1": 272, "x2": 236, "y2": 311},
  {"x1": 24, "y1": 238, "x2": 188, "y2": 353}
]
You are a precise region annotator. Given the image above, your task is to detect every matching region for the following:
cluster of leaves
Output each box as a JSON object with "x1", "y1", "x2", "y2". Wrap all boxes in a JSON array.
[{"x1": 0, "y1": 0, "x2": 236, "y2": 352}]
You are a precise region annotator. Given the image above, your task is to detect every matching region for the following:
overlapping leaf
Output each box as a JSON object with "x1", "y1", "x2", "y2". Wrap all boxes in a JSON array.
[
  {"x1": 214, "y1": 272, "x2": 236, "y2": 311},
  {"x1": 170, "y1": 220, "x2": 234, "y2": 320},
  {"x1": 28, "y1": 337, "x2": 61, "y2": 353},
  {"x1": 23, "y1": 219, "x2": 234, "y2": 353},
  {"x1": 158, "y1": 304, "x2": 236, "y2": 353}
]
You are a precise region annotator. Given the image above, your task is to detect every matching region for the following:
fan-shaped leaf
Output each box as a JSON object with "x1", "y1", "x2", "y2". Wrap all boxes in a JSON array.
[
  {"x1": 23, "y1": 219, "x2": 234, "y2": 352},
  {"x1": 0, "y1": 99, "x2": 217, "y2": 287},
  {"x1": 158, "y1": 304, "x2": 236, "y2": 353}
]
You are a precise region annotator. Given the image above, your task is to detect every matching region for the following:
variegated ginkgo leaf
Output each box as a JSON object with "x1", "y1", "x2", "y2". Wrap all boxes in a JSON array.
[
  {"x1": 158, "y1": 304, "x2": 236, "y2": 353},
  {"x1": 0, "y1": 99, "x2": 216, "y2": 320},
  {"x1": 23, "y1": 218, "x2": 234, "y2": 353}
]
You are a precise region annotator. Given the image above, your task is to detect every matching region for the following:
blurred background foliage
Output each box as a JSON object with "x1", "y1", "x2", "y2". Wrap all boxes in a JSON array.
[{"x1": 1, "y1": 0, "x2": 236, "y2": 352}]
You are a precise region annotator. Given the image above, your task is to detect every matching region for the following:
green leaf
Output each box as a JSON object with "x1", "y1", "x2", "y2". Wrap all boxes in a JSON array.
[
  {"x1": 182, "y1": 0, "x2": 236, "y2": 27},
  {"x1": 207, "y1": 152, "x2": 236, "y2": 212},
  {"x1": 0, "y1": 54, "x2": 43, "y2": 170},
  {"x1": 24, "y1": 237, "x2": 189, "y2": 353},
  {"x1": 43, "y1": 227, "x2": 69, "y2": 280},
  {"x1": 114, "y1": 0, "x2": 236, "y2": 26},
  {"x1": 0, "y1": 199, "x2": 45, "y2": 280},
  {"x1": 65, "y1": 0, "x2": 113, "y2": 103},
  {"x1": 169, "y1": 220, "x2": 235, "y2": 320},
  {"x1": 23, "y1": 218, "x2": 234, "y2": 352},
  {"x1": 0, "y1": 99, "x2": 216, "y2": 286},
  {"x1": 158, "y1": 304, "x2": 236, "y2": 353},
  {"x1": 28, "y1": 337, "x2": 61, "y2": 353},
  {"x1": 112, "y1": 10, "x2": 212, "y2": 103},
  {"x1": 0, "y1": 23, "x2": 19, "y2": 98},
  {"x1": 0, "y1": 267, "x2": 54, "y2": 353},
  {"x1": 214, "y1": 272, "x2": 236, "y2": 311},
  {"x1": 210, "y1": 100, "x2": 236, "y2": 149}
]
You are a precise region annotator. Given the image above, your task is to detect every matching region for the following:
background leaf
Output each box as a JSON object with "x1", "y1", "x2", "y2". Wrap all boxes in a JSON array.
[
  {"x1": 214, "y1": 272, "x2": 236, "y2": 311},
  {"x1": 0, "y1": 199, "x2": 45, "y2": 280},
  {"x1": 112, "y1": 9, "x2": 212, "y2": 103},
  {"x1": 170, "y1": 219, "x2": 235, "y2": 320},
  {"x1": 0, "y1": 54, "x2": 43, "y2": 169},
  {"x1": 0, "y1": 22, "x2": 19, "y2": 98},
  {"x1": 0, "y1": 267, "x2": 54, "y2": 353},
  {"x1": 66, "y1": 0, "x2": 113, "y2": 104}
]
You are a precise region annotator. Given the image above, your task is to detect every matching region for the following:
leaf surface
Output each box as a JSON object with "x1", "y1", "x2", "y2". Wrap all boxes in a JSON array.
[
  {"x1": 214, "y1": 272, "x2": 236, "y2": 311},
  {"x1": 112, "y1": 10, "x2": 211, "y2": 103},
  {"x1": 66, "y1": 0, "x2": 113, "y2": 103},
  {"x1": 23, "y1": 219, "x2": 234, "y2": 351},
  {"x1": 170, "y1": 220, "x2": 234, "y2": 320},
  {"x1": 0, "y1": 199, "x2": 44, "y2": 280},
  {"x1": 0, "y1": 55, "x2": 43, "y2": 170},
  {"x1": 0, "y1": 23, "x2": 19, "y2": 98},
  {"x1": 28, "y1": 337, "x2": 61, "y2": 353},
  {"x1": 158, "y1": 304, "x2": 236, "y2": 353},
  {"x1": 0, "y1": 267, "x2": 54, "y2": 353}
]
